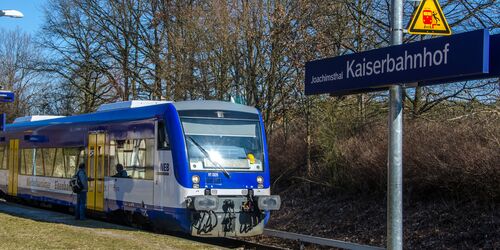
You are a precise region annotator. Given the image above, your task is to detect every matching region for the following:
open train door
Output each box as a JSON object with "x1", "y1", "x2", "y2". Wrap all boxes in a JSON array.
[
  {"x1": 87, "y1": 132, "x2": 106, "y2": 211},
  {"x1": 7, "y1": 139, "x2": 19, "y2": 196}
]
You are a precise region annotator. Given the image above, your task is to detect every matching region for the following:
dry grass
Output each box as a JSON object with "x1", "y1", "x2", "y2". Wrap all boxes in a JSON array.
[
  {"x1": 0, "y1": 212, "x2": 220, "y2": 250},
  {"x1": 269, "y1": 112, "x2": 500, "y2": 201},
  {"x1": 320, "y1": 115, "x2": 500, "y2": 200}
]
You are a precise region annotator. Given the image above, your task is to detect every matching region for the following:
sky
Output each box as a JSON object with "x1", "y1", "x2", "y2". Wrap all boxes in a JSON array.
[{"x1": 0, "y1": 0, "x2": 48, "y2": 34}]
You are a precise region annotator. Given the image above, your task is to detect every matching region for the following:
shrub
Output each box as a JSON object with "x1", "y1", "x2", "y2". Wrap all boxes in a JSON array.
[{"x1": 319, "y1": 114, "x2": 500, "y2": 201}]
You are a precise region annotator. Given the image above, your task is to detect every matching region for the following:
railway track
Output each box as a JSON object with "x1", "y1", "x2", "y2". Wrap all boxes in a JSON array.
[
  {"x1": 198, "y1": 237, "x2": 286, "y2": 250},
  {"x1": 262, "y1": 229, "x2": 384, "y2": 250}
]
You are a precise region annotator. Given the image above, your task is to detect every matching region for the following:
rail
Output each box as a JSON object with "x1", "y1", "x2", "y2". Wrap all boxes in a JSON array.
[{"x1": 263, "y1": 229, "x2": 385, "y2": 250}]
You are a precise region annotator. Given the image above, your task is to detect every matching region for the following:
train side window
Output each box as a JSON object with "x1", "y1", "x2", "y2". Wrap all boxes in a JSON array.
[
  {"x1": 2, "y1": 146, "x2": 6, "y2": 170},
  {"x1": 63, "y1": 148, "x2": 84, "y2": 177},
  {"x1": 18, "y1": 147, "x2": 83, "y2": 177},
  {"x1": 157, "y1": 121, "x2": 170, "y2": 150},
  {"x1": 110, "y1": 138, "x2": 154, "y2": 180},
  {"x1": 20, "y1": 149, "x2": 34, "y2": 175},
  {"x1": 0, "y1": 145, "x2": 6, "y2": 170},
  {"x1": 43, "y1": 149, "x2": 56, "y2": 177},
  {"x1": 52, "y1": 148, "x2": 65, "y2": 178},
  {"x1": 35, "y1": 148, "x2": 45, "y2": 176}
]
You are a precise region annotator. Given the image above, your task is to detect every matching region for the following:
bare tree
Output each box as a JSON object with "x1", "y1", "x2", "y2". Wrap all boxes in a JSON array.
[
  {"x1": 0, "y1": 28, "x2": 44, "y2": 121},
  {"x1": 39, "y1": 0, "x2": 113, "y2": 113},
  {"x1": 37, "y1": 0, "x2": 498, "y2": 122}
]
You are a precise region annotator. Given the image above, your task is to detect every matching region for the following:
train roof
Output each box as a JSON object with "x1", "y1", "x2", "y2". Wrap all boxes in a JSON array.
[
  {"x1": 173, "y1": 100, "x2": 258, "y2": 114},
  {"x1": 6, "y1": 100, "x2": 258, "y2": 130}
]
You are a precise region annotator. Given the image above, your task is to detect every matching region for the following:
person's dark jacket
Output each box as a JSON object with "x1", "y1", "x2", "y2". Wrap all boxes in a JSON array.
[
  {"x1": 113, "y1": 170, "x2": 128, "y2": 178},
  {"x1": 77, "y1": 169, "x2": 88, "y2": 192}
]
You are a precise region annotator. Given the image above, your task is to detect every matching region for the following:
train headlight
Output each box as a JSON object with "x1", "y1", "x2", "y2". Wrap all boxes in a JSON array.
[
  {"x1": 192, "y1": 175, "x2": 200, "y2": 184},
  {"x1": 192, "y1": 175, "x2": 200, "y2": 188},
  {"x1": 256, "y1": 176, "x2": 264, "y2": 184},
  {"x1": 193, "y1": 196, "x2": 218, "y2": 211},
  {"x1": 257, "y1": 176, "x2": 264, "y2": 188},
  {"x1": 257, "y1": 195, "x2": 281, "y2": 211}
]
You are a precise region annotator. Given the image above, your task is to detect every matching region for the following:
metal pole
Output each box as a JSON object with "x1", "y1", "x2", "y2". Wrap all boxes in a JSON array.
[{"x1": 388, "y1": 0, "x2": 404, "y2": 249}]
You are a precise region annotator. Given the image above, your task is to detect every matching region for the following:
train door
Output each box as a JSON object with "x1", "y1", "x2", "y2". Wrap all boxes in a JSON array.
[
  {"x1": 7, "y1": 139, "x2": 19, "y2": 196},
  {"x1": 154, "y1": 120, "x2": 176, "y2": 208},
  {"x1": 87, "y1": 132, "x2": 106, "y2": 211}
]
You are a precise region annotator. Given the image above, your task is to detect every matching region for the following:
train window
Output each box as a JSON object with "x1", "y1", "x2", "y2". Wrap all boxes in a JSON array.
[
  {"x1": 35, "y1": 149, "x2": 45, "y2": 176},
  {"x1": 0, "y1": 145, "x2": 6, "y2": 170},
  {"x1": 182, "y1": 118, "x2": 264, "y2": 172},
  {"x1": 110, "y1": 138, "x2": 154, "y2": 180},
  {"x1": 43, "y1": 149, "x2": 56, "y2": 177},
  {"x1": 20, "y1": 149, "x2": 34, "y2": 175},
  {"x1": 157, "y1": 121, "x2": 169, "y2": 150},
  {"x1": 64, "y1": 148, "x2": 85, "y2": 177},
  {"x1": 18, "y1": 147, "x2": 84, "y2": 177},
  {"x1": 52, "y1": 148, "x2": 66, "y2": 178}
]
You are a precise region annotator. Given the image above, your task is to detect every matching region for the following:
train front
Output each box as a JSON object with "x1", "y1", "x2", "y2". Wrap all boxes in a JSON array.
[{"x1": 167, "y1": 101, "x2": 281, "y2": 237}]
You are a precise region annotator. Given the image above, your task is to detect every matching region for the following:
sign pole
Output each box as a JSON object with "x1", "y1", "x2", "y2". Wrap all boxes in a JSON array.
[{"x1": 388, "y1": 0, "x2": 404, "y2": 249}]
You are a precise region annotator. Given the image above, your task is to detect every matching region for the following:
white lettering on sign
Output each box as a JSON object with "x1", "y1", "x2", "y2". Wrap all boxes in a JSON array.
[
  {"x1": 311, "y1": 43, "x2": 450, "y2": 84},
  {"x1": 311, "y1": 72, "x2": 344, "y2": 84}
]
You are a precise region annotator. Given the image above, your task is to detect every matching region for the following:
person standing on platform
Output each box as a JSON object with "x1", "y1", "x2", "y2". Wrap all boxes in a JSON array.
[{"x1": 75, "y1": 163, "x2": 88, "y2": 220}]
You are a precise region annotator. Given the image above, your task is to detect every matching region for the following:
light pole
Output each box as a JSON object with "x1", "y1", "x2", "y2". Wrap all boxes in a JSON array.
[{"x1": 0, "y1": 9, "x2": 24, "y2": 18}]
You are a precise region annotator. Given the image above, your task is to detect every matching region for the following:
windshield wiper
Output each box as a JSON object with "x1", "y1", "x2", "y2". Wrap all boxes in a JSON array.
[{"x1": 187, "y1": 136, "x2": 231, "y2": 179}]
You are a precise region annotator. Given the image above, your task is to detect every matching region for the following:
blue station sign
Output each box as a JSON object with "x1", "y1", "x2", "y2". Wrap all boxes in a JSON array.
[
  {"x1": 0, "y1": 90, "x2": 15, "y2": 103},
  {"x1": 421, "y1": 33, "x2": 500, "y2": 86},
  {"x1": 305, "y1": 29, "x2": 491, "y2": 96}
]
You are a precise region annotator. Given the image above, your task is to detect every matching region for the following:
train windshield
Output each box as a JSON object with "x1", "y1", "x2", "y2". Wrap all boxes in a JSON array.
[{"x1": 181, "y1": 117, "x2": 264, "y2": 172}]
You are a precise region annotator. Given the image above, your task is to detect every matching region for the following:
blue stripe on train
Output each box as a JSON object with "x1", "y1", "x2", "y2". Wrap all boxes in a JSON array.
[
  {"x1": 17, "y1": 187, "x2": 75, "y2": 206},
  {"x1": 105, "y1": 198, "x2": 192, "y2": 232},
  {"x1": 17, "y1": 193, "x2": 74, "y2": 207}
]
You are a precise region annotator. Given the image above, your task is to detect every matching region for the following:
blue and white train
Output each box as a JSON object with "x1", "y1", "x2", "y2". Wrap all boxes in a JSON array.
[{"x1": 0, "y1": 100, "x2": 280, "y2": 237}]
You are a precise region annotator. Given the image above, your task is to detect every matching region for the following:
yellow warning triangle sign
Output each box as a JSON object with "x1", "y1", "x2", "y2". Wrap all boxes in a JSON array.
[{"x1": 408, "y1": 0, "x2": 451, "y2": 36}]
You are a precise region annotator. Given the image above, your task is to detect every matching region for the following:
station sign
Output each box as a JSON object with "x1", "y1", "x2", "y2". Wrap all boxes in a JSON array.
[
  {"x1": 0, "y1": 91, "x2": 15, "y2": 103},
  {"x1": 305, "y1": 29, "x2": 490, "y2": 96},
  {"x1": 408, "y1": 0, "x2": 451, "y2": 36},
  {"x1": 420, "y1": 33, "x2": 499, "y2": 86}
]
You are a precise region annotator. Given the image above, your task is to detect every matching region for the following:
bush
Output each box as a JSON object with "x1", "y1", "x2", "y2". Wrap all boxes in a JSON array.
[
  {"x1": 320, "y1": 114, "x2": 500, "y2": 201},
  {"x1": 267, "y1": 124, "x2": 309, "y2": 191}
]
